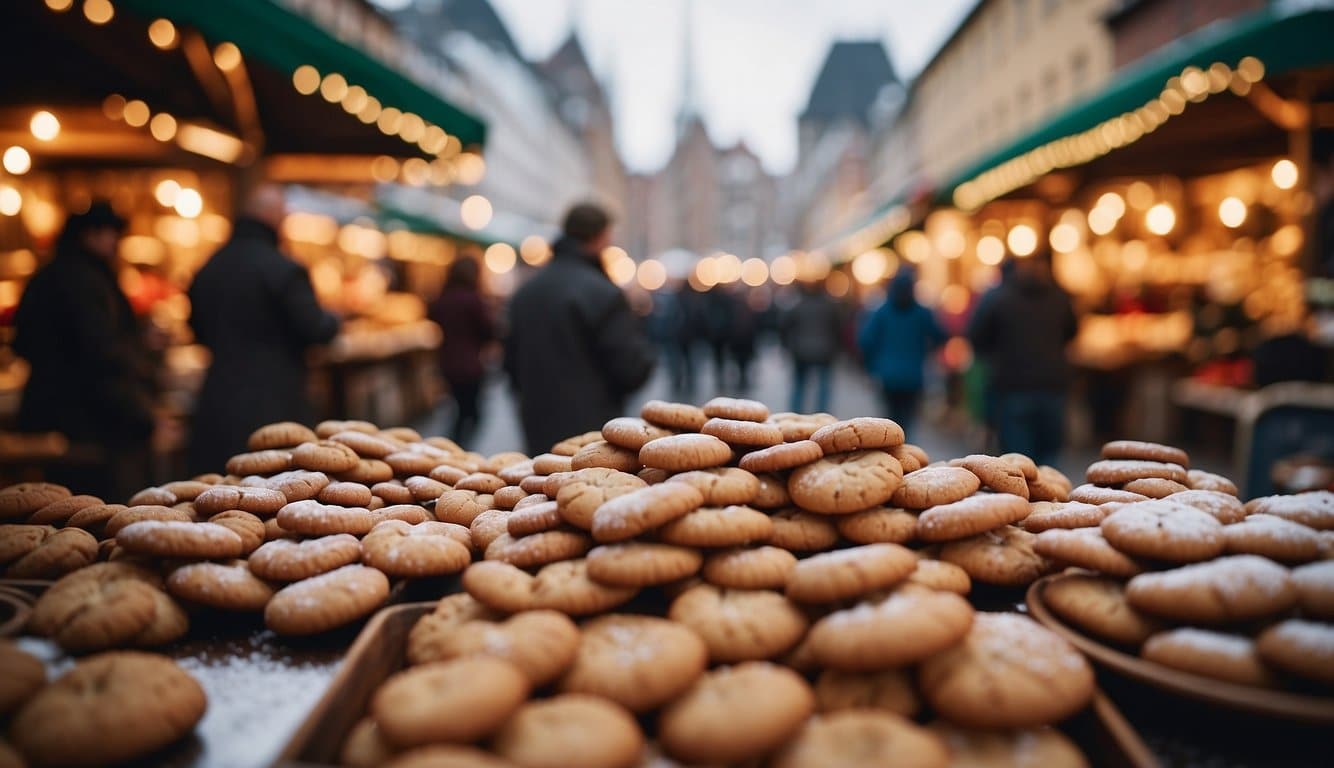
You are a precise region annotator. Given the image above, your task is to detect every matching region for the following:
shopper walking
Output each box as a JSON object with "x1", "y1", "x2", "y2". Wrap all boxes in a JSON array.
[
  {"x1": 14, "y1": 202, "x2": 157, "y2": 500},
  {"x1": 428, "y1": 257, "x2": 495, "y2": 448},
  {"x1": 186, "y1": 184, "x2": 340, "y2": 475},
  {"x1": 857, "y1": 269, "x2": 946, "y2": 435},
  {"x1": 782, "y1": 280, "x2": 842, "y2": 413},
  {"x1": 504, "y1": 203, "x2": 655, "y2": 455},
  {"x1": 967, "y1": 251, "x2": 1077, "y2": 466}
]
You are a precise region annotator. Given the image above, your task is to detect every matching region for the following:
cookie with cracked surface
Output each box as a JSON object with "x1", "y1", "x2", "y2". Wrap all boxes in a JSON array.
[
  {"x1": 436, "y1": 489, "x2": 493, "y2": 526},
  {"x1": 768, "y1": 509, "x2": 839, "y2": 552},
  {"x1": 657, "y1": 504, "x2": 772, "y2": 548},
  {"x1": 939, "y1": 525, "x2": 1051, "y2": 587},
  {"x1": 1142, "y1": 628, "x2": 1275, "y2": 687},
  {"x1": 371, "y1": 504, "x2": 431, "y2": 526},
  {"x1": 0, "y1": 482, "x2": 70, "y2": 521},
  {"x1": 507, "y1": 499, "x2": 562, "y2": 536},
  {"x1": 247, "y1": 469, "x2": 331, "y2": 502},
  {"x1": 193, "y1": 485, "x2": 287, "y2": 517},
  {"x1": 468, "y1": 509, "x2": 511, "y2": 550},
  {"x1": 408, "y1": 610, "x2": 579, "y2": 686},
  {"x1": 701, "y1": 396, "x2": 769, "y2": 422},
  {"x1": 1043, "y1": 574, "x2": 1162, "y2": 646},
  {"x1": 785, "y1": 543, "x2": 917, "y2": 603},
  {"x1": 373, "y1": 657, "x2": 529, "y2": 748},
  {"x1": 363, "y1": 520, "x2": 472, "y2": 577},
  {"x1": 892, "y1": 466, "x2": 980, "y2": 509},
  {"x1": 658, "y1": 662, "x2": 812, "y2": 765},
  {"x1": 463, "y1": 559, "x2": 637, "y2": 615},
  {"x1": 752, "y1": 472, "x2": 792, "y2": 509},
  {"x1": 586, "y1": 542, "x2": 702, "y2": 587},
  {"x1": 638, "y1": 434, "x2": 732, "y2": 472},
  {"x1": 771, "y1": 710, "x2": 948, "y2": 768},
  {"x1": 5, "y1": 526, "x2": 97, "y2": 578},
  {"x1": 788, "y1": 450, "x2": 903, "y2": 515},
  {"x1": 916, "y1": 494, "x2": 1029, "y2": 542},
  {"x1": 248, "y1": 534, "x2": 362, "y2": 581},
  {"x1": 556, "y1": 468, "x2": 647, "y2": 529},
  {"x1": 665, "y1": 466, "x2": 760, "y2": 505},
  {"x1": 836, "y1": 506, "x2": 918, "y2": 545},
  {"x1": 28, "y1": 494, "x2": 102, "y2": 526},
  {"x1": 494, "y1": 694, "x2": 643, "y2": 768},
  {"x1": 558, "y1": 614, "x2": 707, "y2": 712},
  {"x1": 950, "y1": 455, "x2": 1029, "y2": 499},
  {"x1": 669, "y1": 583, "x2": 807, "y2": 663},
  {"x1": 919, "y1": 612, "x2": 1094, "y2": 729},
  {"x1": 738, "y1": 440, "x2": 823, "y2": 474},
  {"x1": 701, "y1": 545, "x2": 797, "y2": 590},
  {"x1": 264, "y1": 564, "x2": 389, "y2": 635},
  {"x1": 591, "y1": 482, "x2": 703, "y2": 543},
  {"x1": 166, "y1": 559, "x2": 275, "y2": 612},
  {"x1": 814, "y1": 668, "x2": 918, "y2": 716},
  {"x1": 207, "y1": 510, "x2": 265, "y2": 554},
  {"x1": 1223, "y1": 513, "x2": 1322, "y2": 563},
  {"x1": 276, "y1": 499, "x2": 373, "y2": 536},
  {"x1": 30, "y1": 563, "x2": 162, "y2": 653},
  {"x1": 11, "y1": 652, "x2": 206, "y2": 768},
  {"x1": 1100, "y1": 500, "x2": 1225, "y2": 562},
  {"x1": 808, "y1": 585, "x2": 973, "y2": 671},
  {"x1": 1034, "y1": 527, "x2": 1144, "y2": 578},
  {"x1": 485, "y1": 530, "x2": 591, "y2": 568},
  {"x1": 810, "y1": 417, "x2": 905, "y2": 455},
  {"x1": 1125, "y1": 554, "x2": 1297, "y2": 623}
]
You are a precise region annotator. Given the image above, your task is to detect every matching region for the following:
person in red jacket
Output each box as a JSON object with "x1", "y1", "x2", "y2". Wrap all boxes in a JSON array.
[{"x1": 428, "y1": 256, "x2": 495, "y2": 448}]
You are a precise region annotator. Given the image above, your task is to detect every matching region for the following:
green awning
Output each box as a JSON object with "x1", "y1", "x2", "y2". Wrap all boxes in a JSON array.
[
  {"x1": 376, "y1": 205, "x2": 504, "y2": 249},
  {"x1": 120, "y1": 0, "x2": 486, "y2": 148},
  {"x1": 936, "y1": 4, "x2": 1334, "y2": 207}
]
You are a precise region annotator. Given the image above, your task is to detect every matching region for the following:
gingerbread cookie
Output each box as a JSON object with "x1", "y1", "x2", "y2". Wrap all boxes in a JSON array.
[
  {"x1": 939, "y1": 526, "x2": 1050, "y2": 587},
  {"x1": 485, "y1": 530, "x2": 591, "y2": 568},
  {"x1": 373, "y1": 658, "x2": 529, "y2": 747},
  {"x1": 702, "y1": 396, "x2": 769, "y2": 422},
  {"x1": 1034, "y1": 528, "x2": 1144, "y2": 578},
  {"x1": 207, "y1": 510, "x2": 266, "y2": 554},
  {"x1": 28, "y1": 494, "x2": 102, "y2": 526},
  {"x1": 328, "y1": 429, "x2": 400, "y2": 459},
  {"x1": 916, "y1": 494, "x2": 1029, "y2": 542},
  {"x1": 1256, "y1": 619, "x2": 1334, "y2": 685},
  {"x1": 226, "y1": 449, "x2": 293, "y2": 477},
  {"x1": 114, "y1": 520, "x2": 242, "y2": 560},
  {"x1": 814, "y1": 668, "x2": 918, "y2": 716},
  {"x1": 454, "y1": 472, "x2": 507, "y2": 494},
  {"x1": 492, "y1": 485, "x2": 528, "y2": 510},
  {"x1": 1100, "y1": 500, "x2": 1224, "y2": 562},
  {"x1": 657, "y1": 505, "x2": 772, "y2": 548},
  {"x1": 104, "y1": 505, "x2": 192, "y2": 538},
  {"x1": 555, "y1": 468, "x2": 647, "y2": 530},
  {"x1": 5, "y1": 527, "x2": 97, "y2": 579},
  {"x1": 586, "y1": 542, "x2": 703, "y2": 587},
  {"x1": 702, "y1": 417, "x2": 784, "y2": 447},
  {"x1": 809, "y1": 585, "x2": 974, "y2": 670},
  {"x1": 811, "y1": 417, "x2": 904, "y2": 454},
  {"x1": 248, "y1": 534, "x2": 362, "y2": 581},
  {"x1": 1223, "y1": 514, "x2": 1321, "y2": 563},
  {"x1": 264, "y1": 564, "x2": 389, "y2": 635},
  {"x1": 1292, "y1": 560, "x2": 1334, "y2": 619},
  {"x1": 789, "y1": 450, "x2": 902, "y2": 515},
  {"x1": 494, "y1": 694, "x2": 643, "y2": 768},
  {"x1": 640, "y1": 400, "x2": 708, "y2": 431},
  {"x1": 835, "y1": 506, "x2": 918, "y2": 545},
  {"x1": 166, "y1": 560, "x2": 275, "y2": 612},
  {"x1": 1085, "y1": 459, "x2": 1188, "y2": 486},
  {"x1": 276, "y1": 499, "x2": 373, "y2": 536},
  {"x1": 772, "y1": 710, "x2": 948, "y2": 768},
  {"x1": 1244, "y1": 491, "x2": 1334, "y2": 531},
  {"x1": 507, "y1": 500, "x2": 562, "y2": 536},
  {"x1": 29, "y1": 563, "x2": 162, "y2": 652},
  {"x1": 892, "y1": 466, "x2": 980, "y2": 509},
  {"x1": 1122, "y1": 477, "x2": 1189, "y2": 498},
  {"x1": 950, "y1": 455, "x2": 1029, "y2": 499},
  {"x1": 559, "y1": 614, "x2": 707, "y2": 712},
  {"x1": 409, "y1": 610, "x2": 579, "y2": 686},
  {"x1": 1069, "y1": 484, "x2": 1148, "y2": 505},
  {"x1": 193, "y1": 485, "x2": 287, "y2": 517},
  {"x1": 601, "y1": 416, "x2": 674, "y2": 451},
  {"x1": 0, "y1": 482, "x2": 70, "y2": 520},
  {"x1": 639, "y1": 434, "x2": 732, "y2": 472},
  {"x1": 1187, "y1": 469, "x2": 1238, "y2": 496},
  {"x1": 768, "y1": 509, "x2": 839, "y2": 551},
  {"x1": 1165, "y1": 489, "x2": 1246, "y2": 524},
  {"x1": 752, "y1": 472, "x2": 792, "y2": 509},
  {"x1": 0, "y1": 642, "x2": 44, "y2": 716},
  {"x1": 929, "y1": 724, "x2": 1086, "y2": 768},
  {"x1": 468, "y1": 509, "x2": 510, "y2": 550},
  {"x1": 1126, "y1": 555, "x2": 1297, "y2": 623},
  {"x1": 701, "y1": 546, "x2": 797, "y2": 590},
  {"x1": 786, "y1": 543, "x2": 917, "y2": 603},
  {"x1": 1142, "y1": 628, "x2": 1274, "y2": 687},
  {"x1": 1044, "y1": 574, "x2": 1161, "y2": 646},
  {"x1": 1029, "y1": 465, "x2": 1073, "y2": 503},
  {"x1": 1022, "y1": 501, "x2": 1106, "y2": 533},
  {"x1": 436, "y1": 489, "x2": 492, "y2": 526},
  {"x1": 920, "y1": 612, "x2": 1094, "y2": 728},
  {"x1": 739, "y1": 440, "x2": 823, "y2": 473},
  {"x1": 906, "y1": 558, "x2": 971, "y2": 594},
  {"x1": 670, "y1": 584, "x2": 808, "y2": 662},
  {"x1": 464, "y1": 559, "x2": 637, "y2": 616},
  {"x1": 665, "y1": 467, "x2": 760, "y2": 505},
  {"x1": 1101, "y1": 440, "x2": 1190, "y2": 468},
  {"x1": 249, "y1": 470, "x2": 331, "y2": 502},
  {"x1": 767, "y1": 411, "x2": 837, "y2": 442},
  {"x1": 11, "y1": 652, "x2": 205, "y2": 767},
  {"x1": 591, "y1": 483, "x2": 703, "y2": 543},
  {"x1": 363, "y1": 521, "x2": 472, "y2": 577},
  {"x1": 658, "y1": 662, "x2": 812, "y2": 765}
]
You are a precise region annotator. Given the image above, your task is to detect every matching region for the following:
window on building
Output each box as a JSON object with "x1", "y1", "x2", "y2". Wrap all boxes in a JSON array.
[{"x1": 1015, "y1": 0, "x2": 1028, "y2": 40}]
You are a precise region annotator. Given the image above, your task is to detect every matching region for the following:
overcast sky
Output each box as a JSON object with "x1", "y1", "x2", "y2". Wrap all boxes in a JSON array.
[{"x1": 378, "y1": 1, "x2": 975, "y2": 174}]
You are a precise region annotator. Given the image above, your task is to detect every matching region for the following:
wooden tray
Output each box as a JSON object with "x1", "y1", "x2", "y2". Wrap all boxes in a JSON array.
[
  {"x1": 277, "y1": 602, "x2": 1156, "y2": 768},
  {"x1": 1027, "y1": 574, "x2": 1334, "y2": 725}
]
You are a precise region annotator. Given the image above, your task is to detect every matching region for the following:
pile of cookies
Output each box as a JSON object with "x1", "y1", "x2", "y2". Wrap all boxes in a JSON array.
[
  {"x1": 1036, "y1": 440, "x2": 1333, "y2": 690},
  {"x1": 1, "y1": 643, "x2": 206, "y2": 767},
  {"x1": 325, "y1": 398, "x2": 1105, "y2": 767}
]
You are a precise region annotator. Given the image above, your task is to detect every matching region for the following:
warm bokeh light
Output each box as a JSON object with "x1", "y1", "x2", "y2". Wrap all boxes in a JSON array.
[
  {"x1": 102, "y1": 94, "x2": 126, "y2": 120},
  {"x1": 282, "y1": 212, "x2": 338, "y2": 246},
  {"x1": 740, "y1": 257, "x2": 768, "y2": 287},
  {"x1": 1049, "y1": 223, "x2": 1081, "y2": 254},
  {"x1": 174, "y1": 188, "x2": 203, "y2": 219},
  {"x1": 149, "y1": 112, "x2": 177, "y2": 142},
  {"x1": 371, "y1": 155, "x2": 399, "y2": 183},
  {"x1": 153, "y1": 179, "x2": 180, "y2": 207},
  {"x1": 1146, "y1": 203, "x2": 1175, "y2": 235},
  {"x1": 1006, "y1": 224, "x2": 1037, "y2": 257},
  {"x1": 714, "y1": 252, "x2": 742, "y2": 283},
  {"x1": 695, "y1": 256, "x2": 719, "y2": 288},
  {"x1": 29, "y1": 111, "x2": 60, "y2": 142},
  {"x1": 341, "y1": 85, "x2": 369, "y2": 115},
  {"x1": 851, "y1": 249, "x2": 889, "y2": 285},
  {"x1": 123, "y1": 100, "x2": 150, "y2": 127},
  {"x1": 454, "y1": 153, "x2": 486, "y2": 185},
  {"x1": 1270, "y1": 159, "x2": 1298, "y2": 190},
  {"x1": 83, "y1": 0, "x2": 113, "y2": 25},
  {"x1": 940, "y1": 284, "x2": 970, "y2": 315},
  {"x1": 1087, "y1": 206, "x2": 1117, "y2": 236},
  {"x1": 148, "y1": 18, "x2": 177, "y2": 49},
  {"x1": 976, "y1": 235, "x2": 1005, "y2": 265},
  {"x1": 484, "y1": 243, "x2": 517, "y2": 274},
  {"x1": 604, "y1": 249, "x2": 636, "y2": 287},
  {"x1": 519, "y1": 235, "x2": 550, "y2": 266},
  {"x1": 1095, "y1": 192, "x2": 1126, "y2": 219},
  {"x1": 293, "y1": 65, "x2": 321, "y2": 95},
  {"x1": 898, "y1": 231, "x2": 930, "y2": 263},
  {"x1": 45, "y1": 0, "x2": 74, "y2": 11},
  {"x1": 2, "y1": 147, "x2": 32, "y2": 176},
  {"x1": 825, "y1": 270, "x2": 850, "y2": 298},
  {"x1": 213, "y1": 42, "x2": 242, "y2": 72},
  {"x1": 770, "y1": 254, "x2": 797, "y2": 285},
  {"x1": 320, "y1": 73, "x2": 349, "y2": 103},
  {"x1": 1270, "y1": 224, "x2": 1302, "y2": 257},
  {"x1": 460, "y1": 195, "x2": 492, "y2": 230},
  {"x1": 337, "y1": 223, "x2": 386, "y2": 259},
  {"x1": 936, "y1": 230, "x2": 966, "y2": 259},
  {"x1": 0, "y1": 186, "x2": 21, "y2": 217},
  {"x1": 1126, "y1": 181, "x2": 1154, "y2": 209},
  {"x1": 1218, "y1": 197, "x2": 1247, "y2": 228},
  {"x1": 638, "y1": 259, "x2": 667, "y2": 290}
]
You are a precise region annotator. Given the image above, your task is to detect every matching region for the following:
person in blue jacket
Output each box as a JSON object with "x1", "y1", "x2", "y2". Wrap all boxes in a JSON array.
[{"x1": 857, "y1": 268, "x2": 946, "y2": 436}]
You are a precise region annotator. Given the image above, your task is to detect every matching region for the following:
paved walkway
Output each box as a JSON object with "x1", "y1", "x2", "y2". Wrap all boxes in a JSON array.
[{"x1": 417, "y1": 342, "x2": 1229, "y2": 482}]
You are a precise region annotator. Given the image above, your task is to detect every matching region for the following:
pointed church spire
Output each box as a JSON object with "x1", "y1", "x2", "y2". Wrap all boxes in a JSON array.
[{"x1": 675, "y1": 0, "x2": 696, "y2": 139}]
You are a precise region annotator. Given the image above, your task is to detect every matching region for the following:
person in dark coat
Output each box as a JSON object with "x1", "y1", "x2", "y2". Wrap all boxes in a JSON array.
[
  {"x1": 782, "y1": 280, "x2": 843, "y2": 413},
  {"x1": 13, "y1": 201, "x2": 156, "y2": 500},
  {"x1": 857, "y1": 268, "x2": 947, "y2": 435},
  {"x1": 428, "y1": 257, "x2": 495, "y2": 448},
  {"x1": 967, "y1": 251, "x2": 1077, "y2": 466},
  {"x1": 504, "y1": 203, "x2": 655, "y2": 455},
  {"x1": 186, "y1": 185, "x2": 340, "y2": 474}
]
